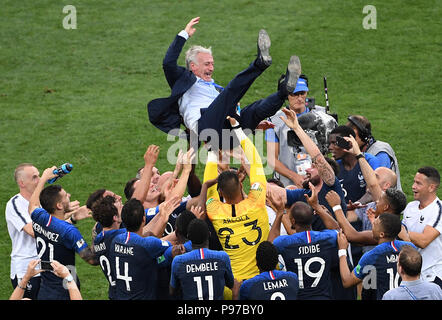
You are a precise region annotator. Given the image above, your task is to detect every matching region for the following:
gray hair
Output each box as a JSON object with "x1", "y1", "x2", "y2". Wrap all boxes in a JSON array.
[{"x1": 185, "y1": 45, "x2": 212, "y2": 69}]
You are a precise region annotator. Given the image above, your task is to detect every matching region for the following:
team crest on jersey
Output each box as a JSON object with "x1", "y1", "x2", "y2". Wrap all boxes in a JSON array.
[{"x1": 250, "y1": 182, "x2": 261, "y2": 191}]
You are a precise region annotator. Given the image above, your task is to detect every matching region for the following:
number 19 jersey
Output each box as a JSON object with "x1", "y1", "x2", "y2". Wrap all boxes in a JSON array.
[{"x1": 273, "y1": 229, "x2": 338, "y2": 300}]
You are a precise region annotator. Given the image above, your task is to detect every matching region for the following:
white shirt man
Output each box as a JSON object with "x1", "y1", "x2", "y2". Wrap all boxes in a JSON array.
[
  {"x1": 402, "y1": 166, "x2": 442, "y2": 285},
  {"x1": 5, "y1": 164, "x2": 41, "y2": 298},
  {"x1": 6, "y1": 193, "x2": 39, "y2": 279}
]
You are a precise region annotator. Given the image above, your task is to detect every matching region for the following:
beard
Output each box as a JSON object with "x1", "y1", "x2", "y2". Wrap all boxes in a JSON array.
[{"x1": 302, "y1": 175, "x2": 321, "y2": 189}]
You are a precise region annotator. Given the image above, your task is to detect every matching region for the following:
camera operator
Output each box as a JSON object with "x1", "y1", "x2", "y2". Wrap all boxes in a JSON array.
[
  {"x1": 346, "y1": 114, "x2": 402, "y2": 192},
  {"x1": 266, "y1": 75, "x2": 337, "y2": 188}
]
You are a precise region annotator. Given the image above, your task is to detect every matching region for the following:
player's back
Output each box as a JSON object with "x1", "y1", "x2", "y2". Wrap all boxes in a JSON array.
[
  {"x1": 354, "y1": 240, "x2": 416, "y2": 300},
  {"x1": 94, "y1": 228, "x2": 126, "y2": 300},
  {"x1": 240, "y1": 270, "x2": 299, "y2": 300},
  {"x1": 31, "y1": 207, "x2": 88, "y2": 299},
  {"x1": 171, "y1": 248, "x2": 234, "y2": 300},
  {"x1": 207, "y1": 183, "x2": 269, "y2": 280},
  {"x1": 274, "y1": 229, "x2": 338, "y2": 300},
  {"x1": 110, "y1": 231, "x2": 171, "y2": 300}
]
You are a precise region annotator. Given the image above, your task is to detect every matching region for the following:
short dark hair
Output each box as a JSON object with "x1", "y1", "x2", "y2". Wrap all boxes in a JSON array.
[
  {"x1": 256, "y1": 241, "x2": 278, "y2": 272},
  {"x1": 399, "y1": 245, "x2": 422, "y2": 277},
  {"x1": 331, "y1": 125, "x2": 356, "y2": 138},
  {"x1": 267, "y1": 178, "x2": 284, "y2": 188},
  {"x1": 217, "y1": 170, "x2": 240, "y2": 199},
  {"x1": 86, "y1": 189, "x2": 106, "y2": 210},
  {"x1": 187, "y1": 219, "x2": 209, "y2": 245},
  {"x1": 175, "y1": 210, "x2": 197, "y2": 240},
  {"x1": 121, "y1": 198, "x2": 144, "y2": 232},
  {"x1": 417, "y1": 166, "x2": 440, "y2": 187},
  {"x1": 378, "y1": 213, "x2": 402, "y2": 239},
  {"x1": 124, "y1": 178, "x2": 139, "y2": 200},
  {"x1": 385, "y1": 188, "x2": 408, "y2": 215},
  {"x1": 92, "y1": 196, "x2": 118, "y2": 228},
  {"x1": 40, "y1": 185, "x2": 62, "y2": 214},
  {"x1": 290, "y1": 202, "x2": 314, "y2": 227}
]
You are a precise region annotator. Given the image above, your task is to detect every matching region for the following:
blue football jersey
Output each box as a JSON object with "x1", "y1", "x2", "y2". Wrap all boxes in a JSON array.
[
  {"x1": 94, "y1": 228, "x2": 126, "y2": 300},
  {"x1": 31, "y1": 208, "x2": 89, "y2": 300},
  {"x1": 170, "y1": 248, "x2": 234, "y2": 300},
  {"x1": 274, "y1": 229, "x2": 338, "y2": 300},
  {"x1": 337, "y1": 153, "x2": 380, "y2": 203},
  {"x1": 353, "y1": 240, "x2": 416, "y2": 300},
  {"x1": 240, "y1": 270, "x2": 299, "y2": 300},
  {"x1": 110, "y1": 231, "x2": 172, "y2": 300}
]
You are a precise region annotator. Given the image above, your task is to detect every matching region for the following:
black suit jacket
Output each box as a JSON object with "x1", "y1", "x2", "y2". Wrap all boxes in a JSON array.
[{"x1": 147, "y1": 34, "x2": 197, "y2": 135}]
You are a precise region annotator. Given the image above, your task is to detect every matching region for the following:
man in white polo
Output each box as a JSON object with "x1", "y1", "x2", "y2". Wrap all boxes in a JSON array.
[
  {"x1": 401, "y1": 166, "x2": 442, "y2": 288},
  {"x1": 5, "y1": 163, "x2": 41, "y2": 299}
]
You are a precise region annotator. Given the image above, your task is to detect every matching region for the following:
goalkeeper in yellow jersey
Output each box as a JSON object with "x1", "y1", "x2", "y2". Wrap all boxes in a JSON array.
[{"x1": 203, "y1": 117, "x2": 269, "y2": 288}]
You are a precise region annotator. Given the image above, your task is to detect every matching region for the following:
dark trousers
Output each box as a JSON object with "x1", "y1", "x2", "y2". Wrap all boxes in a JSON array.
[{"x1": 197, "y1": 61, "x2": 284, "y2": 149}]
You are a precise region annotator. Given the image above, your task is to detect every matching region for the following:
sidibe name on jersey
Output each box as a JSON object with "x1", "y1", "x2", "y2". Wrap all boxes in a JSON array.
[
  {"x1": 223, "y1": 215, "x2": 250, "y2": 224},
  {"x1": 186, "y1": 261, "x2": 218, "y2": 273},
  {"x1": 298, "y1": 243, "x2": 320, "y2": 255},
  {"x1": 263, "y1": 279, "x2": 288, "y2": 291},
  {"x1": 33, "y1": 223, "x2": 59, "y2": 242},
  {"x1": 114, "y1": 244, "x2": 134, "y2": 256}
]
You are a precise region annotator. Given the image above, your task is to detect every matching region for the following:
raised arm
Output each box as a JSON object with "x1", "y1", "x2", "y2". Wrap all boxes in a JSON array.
[
  {"x1": 229, "y1": 117, "x2": 266, "y2": 187},
  {"x1": 343, "y1": 135, "x2": 383, "y2": 201},
  {"x1": 28, "y1": 167, "x2": 57, "y2": 214},
  {"x1": 280, "y1": 108, "x2": 335, "y2": 186},
  {"x1": 305, "y1": 183, "x2": 339, "y2": 230},
  {"x1": 132, "y1": 145, "x2": 160, "y2": 202},
  {"x1": 326, "y1": 190, "x2": 377, "y2": 245}
]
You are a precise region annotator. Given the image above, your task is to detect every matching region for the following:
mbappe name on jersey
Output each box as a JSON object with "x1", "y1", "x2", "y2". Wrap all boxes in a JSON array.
[{"x1": 186, "y1": 261, "x2": 218, "y2": 273}]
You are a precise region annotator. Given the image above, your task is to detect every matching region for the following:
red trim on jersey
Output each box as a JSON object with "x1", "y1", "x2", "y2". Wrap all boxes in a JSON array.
[
  {"x1": 391, "y1": 241, "x2": 398, "y2": 252},
  {"x1": 269, "y1": 271, "x2": 276, "y2": 280},
  {"x1": 46, "y1": 215, "x2": 52, "y2": 227},
  {"x1": 125, "y1": 232, "x2": 131, "y2": 244},
  {"x1": 200, "y1": 248, "x2": 205, "y2": 259},
  {"x1": 306, "y1": 231, "x2": 311, "y2": 243}
]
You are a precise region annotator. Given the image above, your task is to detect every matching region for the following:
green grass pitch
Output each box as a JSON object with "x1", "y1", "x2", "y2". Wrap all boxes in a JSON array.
[{"x1": 0, "y1": 0, "x2": 440, "y2": 299}]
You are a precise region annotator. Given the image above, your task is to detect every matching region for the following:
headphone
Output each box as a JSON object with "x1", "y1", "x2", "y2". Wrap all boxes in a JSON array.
[{"x1": 347, "y1": 116, "x2": 373, "y2": 144}]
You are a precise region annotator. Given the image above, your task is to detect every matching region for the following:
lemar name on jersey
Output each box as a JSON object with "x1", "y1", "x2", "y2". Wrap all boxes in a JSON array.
[{"x1": 263, "y1": 279, "x2": 289, "y2": 291}]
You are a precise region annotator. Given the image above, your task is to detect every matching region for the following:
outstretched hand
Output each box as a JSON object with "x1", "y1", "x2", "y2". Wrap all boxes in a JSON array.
[
  {"x1": 280, "y1": 108, "x2": 300, "y2": 131},
  {"x1": 185, "y1": 17, "x2": 200, "y2": 37}
]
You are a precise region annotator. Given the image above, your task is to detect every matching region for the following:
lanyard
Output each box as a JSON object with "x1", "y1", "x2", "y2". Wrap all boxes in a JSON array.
[{"x1": 400, "y1": 285, "x2": 418, "y2": 300}]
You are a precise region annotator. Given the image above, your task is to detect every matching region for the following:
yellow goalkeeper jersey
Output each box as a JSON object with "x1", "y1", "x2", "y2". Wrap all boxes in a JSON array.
[{"x1": 204, "y1": 134, "x2": 269, "y2": 281}]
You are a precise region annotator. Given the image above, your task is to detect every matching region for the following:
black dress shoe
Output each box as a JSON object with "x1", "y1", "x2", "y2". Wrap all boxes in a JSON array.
[
  {"x1": 280, "y1": 55, "x2": 301, "y2": 96},
  {"x1": 255, "y1": 29, "x2": 272, "y2": 70}
]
